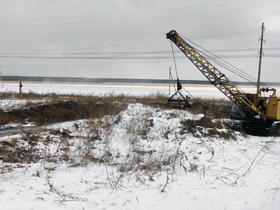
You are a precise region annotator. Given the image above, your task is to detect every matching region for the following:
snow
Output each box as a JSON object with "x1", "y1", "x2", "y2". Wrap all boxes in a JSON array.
[
  {"x1": 0, "y1": 99, "x2": 46, "y2": 112},
  {"x1": 0, "y1": 83, "x2": 280, "y2": 209}
]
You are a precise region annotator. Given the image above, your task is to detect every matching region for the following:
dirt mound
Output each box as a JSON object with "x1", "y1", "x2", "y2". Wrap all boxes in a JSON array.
[
  {"x1": 0, "y1": 101, "x2": 126, "y2": 126},
  {"x1": 180, "y1": 116, "x2": 235, "y2": 139}
]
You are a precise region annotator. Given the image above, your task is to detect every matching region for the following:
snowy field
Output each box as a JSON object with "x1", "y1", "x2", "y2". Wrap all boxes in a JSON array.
[
  {"x1": 0, "y1": 82, "x2": 280, "y2": 210},
  {"x1": 0, "y1": 81, "x2": 272, "y2": 98}
]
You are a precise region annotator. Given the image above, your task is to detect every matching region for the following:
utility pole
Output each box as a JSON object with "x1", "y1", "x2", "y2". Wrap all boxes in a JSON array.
[
  {"x1": 169, "y1": 66, "x2": 172, "y2": 95},
  {"x1": 0, "y1": 66, "x2": 3, "y2": 88},
  {"x1": 257, "y1": 23, "x2": 265, "y2": 93},
  {"x1": 168, "y1": 66, "x2": 176, "y2": 95},
  {"x1": 19, "y1": 81, "x2": 22, "y2": 95}
]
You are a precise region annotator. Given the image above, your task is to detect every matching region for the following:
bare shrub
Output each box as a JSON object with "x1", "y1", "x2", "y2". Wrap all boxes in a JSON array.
[
  {"x1": 189, "y1": 162, "x2": 198, "y2": 172},
  {"x1": 186, "y1": 98, "x2": 232, "y2": 119}
]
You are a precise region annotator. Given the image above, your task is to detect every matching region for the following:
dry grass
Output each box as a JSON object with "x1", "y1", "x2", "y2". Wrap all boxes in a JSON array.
[
  {"x1": 0, "y1": 92, "x2": 232, "y2": 123},
  {"x1": 0, "y1": 91, "x2": 236, "y2": 178}
]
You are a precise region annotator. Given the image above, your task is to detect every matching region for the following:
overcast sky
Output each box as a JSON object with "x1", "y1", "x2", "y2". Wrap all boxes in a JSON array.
[{"x1": 0, "y1": 0, "x2": 280, "y2": 83}]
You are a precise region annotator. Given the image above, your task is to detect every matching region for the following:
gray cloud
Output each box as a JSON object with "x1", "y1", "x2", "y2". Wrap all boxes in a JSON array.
[{"x1": 0, "y1": 0, "x2": 279, "y2": 83}]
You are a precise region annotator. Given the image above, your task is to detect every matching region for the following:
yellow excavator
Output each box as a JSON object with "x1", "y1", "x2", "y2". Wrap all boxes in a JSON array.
[{"x1": 166, "y1": 30, "x2": 280, "y2": 136}]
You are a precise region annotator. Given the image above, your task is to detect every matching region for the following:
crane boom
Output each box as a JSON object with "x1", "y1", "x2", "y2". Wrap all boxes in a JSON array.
[{"x1": 166, "y1": 30, "x2": 262, "y2": 116}]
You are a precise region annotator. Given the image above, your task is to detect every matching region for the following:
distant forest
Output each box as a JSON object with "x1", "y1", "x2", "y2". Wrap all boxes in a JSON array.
[{"x1": 2, "y1": 76, "x2": 280, "y2": 86}]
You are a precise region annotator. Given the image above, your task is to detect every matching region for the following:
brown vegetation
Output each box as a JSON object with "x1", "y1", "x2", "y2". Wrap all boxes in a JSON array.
[{"x1": 0, "y1": 92, "x2": 232, "y2": 127}]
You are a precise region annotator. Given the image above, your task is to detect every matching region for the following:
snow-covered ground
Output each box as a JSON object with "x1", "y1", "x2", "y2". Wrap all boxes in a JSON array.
[{"x1": 0, "y1": 82, "x2": 280, "y2": 210}]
